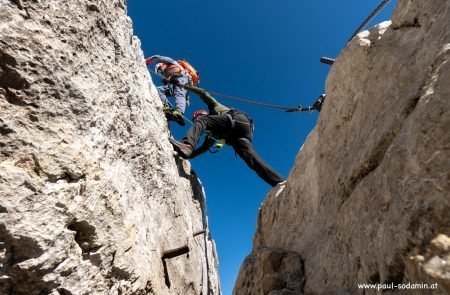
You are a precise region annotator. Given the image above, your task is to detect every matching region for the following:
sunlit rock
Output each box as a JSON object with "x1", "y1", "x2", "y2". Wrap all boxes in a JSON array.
[
  {"x1": 0, "y1": 0, "x2": 220, "y2": 294},
  {"x1": 234, "y1": 0, "x2": 450, "y2": 294}
]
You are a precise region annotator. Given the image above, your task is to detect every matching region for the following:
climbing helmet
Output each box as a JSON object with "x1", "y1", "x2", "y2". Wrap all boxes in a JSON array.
[
  {"x1": 192, "y1": 110, "x2": 208, "y2": 121},
  {"x1": 155, "y1": 63, "x2": 166, "y2": 75}
]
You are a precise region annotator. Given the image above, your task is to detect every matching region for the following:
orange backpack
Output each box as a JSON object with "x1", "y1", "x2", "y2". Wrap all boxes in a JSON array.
[{"x1": 177, "y1": 60, "x2": 200, "y2": 85}]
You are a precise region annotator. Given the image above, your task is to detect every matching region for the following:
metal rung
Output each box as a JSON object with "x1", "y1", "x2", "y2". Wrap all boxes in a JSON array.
[
  {"x1": 162, "y1": 245, "x2": 190, "y2": 260},
  {"x1": 320, "y1": 57, "x2": 335, "y2": 65},
  {"x1": 193, "y1": 230, "x2": 206, "y2": 237},
  {"x1": 162, "y1": 245, "x2": 190, "y2": 288}
]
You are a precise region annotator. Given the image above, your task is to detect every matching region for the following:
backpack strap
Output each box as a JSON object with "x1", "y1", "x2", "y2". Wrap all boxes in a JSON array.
[{"x1": 226, "y1": 109, "x2": 254, "y2": 130}]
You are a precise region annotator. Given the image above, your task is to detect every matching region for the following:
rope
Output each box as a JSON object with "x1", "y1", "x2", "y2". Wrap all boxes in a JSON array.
[
  {"x1": 347, "y1": 0, "x2": 391, "y2": 43},
  {"x1": 286, "y1": 106, "x2": 316, "y2": 113},
  {"x1": 148, "y1": 69, "x2": 316, "y2": 113},
  {"x1": 205, "y1": 90, "x2": 293, "y2": 111}
]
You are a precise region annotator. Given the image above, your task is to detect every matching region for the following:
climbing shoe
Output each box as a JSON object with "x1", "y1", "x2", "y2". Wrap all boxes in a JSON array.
[
  {"x1": 171, "y1": 110, "x2": 186, "y2": 126},
  {"x1": 163, "y1": 108, "x2": 185, "y2": 126},
  {"x1": 169, "y1": 138, "x2": 193, "y2": 159},
  {"x1": 163, "y1": 104, "x2": 171, "y2": 112}
]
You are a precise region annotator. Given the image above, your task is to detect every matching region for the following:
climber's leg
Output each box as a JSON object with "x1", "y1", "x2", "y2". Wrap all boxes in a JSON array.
[
  {"x1": 157, "y1": 85, "x2": 172, "y2": 106},
  {"x1": 232, "y1": 138, "x2": 285, "y2": 187},
  {"x1": 172, "y1": 76, "x2": 188, "y2": 114},
  {"x1": 182, "y1": 114, "x2": 230, "y2": 148}
]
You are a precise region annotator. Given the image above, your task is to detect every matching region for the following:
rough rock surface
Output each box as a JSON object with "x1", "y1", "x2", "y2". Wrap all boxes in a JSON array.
[
  {"x1": 234, "y1": 246, "x2": 305, "y2": 295},
  {"x1": 0, "y1": 0, "x2": 220, "y2": 294},
  {"x1": 234, "y1": 0, "x2": 449, "y2": 294}
]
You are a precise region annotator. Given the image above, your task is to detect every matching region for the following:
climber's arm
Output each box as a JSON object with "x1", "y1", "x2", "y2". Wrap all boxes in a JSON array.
[
  {"x1": 181, "y1": 84, "x2": 230, "y2": 114},
  {"x1": 145, "y1": 55, "x2": 182, "y2": 68}
]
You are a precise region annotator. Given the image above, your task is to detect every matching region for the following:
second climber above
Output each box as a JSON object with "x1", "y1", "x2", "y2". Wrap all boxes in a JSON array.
[{"x1": 145, "y1": 55, "x2": 200, "y2": 126}]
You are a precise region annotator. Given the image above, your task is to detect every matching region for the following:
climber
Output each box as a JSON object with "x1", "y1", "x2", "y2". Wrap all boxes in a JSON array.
[
  {"x1": 145, "y1": 55, "x2": 200, "y2": 126},
  {"x1": 168, "y1": 83, "x2": 286, "y2": 187}
]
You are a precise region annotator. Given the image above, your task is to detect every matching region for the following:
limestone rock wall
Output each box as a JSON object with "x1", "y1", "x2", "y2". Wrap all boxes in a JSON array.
[
  {"x1": 0, "y1": 0, "x2": 220, "y2": 294},
  {"x1": 234, "y1": 0, "x2": 449, "y2": 294}
]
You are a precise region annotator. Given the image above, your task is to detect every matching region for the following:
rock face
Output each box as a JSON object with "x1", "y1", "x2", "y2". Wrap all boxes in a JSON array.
[
  {"x1": 0, "y1": 0, "x2": 220, "y2": 294},
  {"x1": 235, "y1": 246, "x2": 305, "y2": 295},
  {"x1": 234, "y1": 0, "x2": 449, "y2": 294}
]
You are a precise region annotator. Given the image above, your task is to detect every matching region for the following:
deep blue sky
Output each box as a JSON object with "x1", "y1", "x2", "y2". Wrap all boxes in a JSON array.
[{"x1": 128, "y1": 1, "x2": 397, "y2": 294}]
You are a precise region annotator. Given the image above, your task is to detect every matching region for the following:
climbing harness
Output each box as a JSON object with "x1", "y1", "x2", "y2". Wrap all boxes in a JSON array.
[
  {"x1": 177, "y1": 60, "x2": 200, "y2": 86},
  {"x1": 213, "y1": 139, "x2": 225, "y2": 149},
  {"x1": 151, "y1": 58, "x2": 199, "y2": 87},
  {"x1": 191, "y1": 109, "x2": 226, "y2": 153},
  {"x1": 156, "y1": 63, "x2": 183, "y2": 81},
  {"x1": 165, "y1": 100, "x2": 224, "y2": 154},
  {"x1": 225, "y1": 109, "x2": 255, "y2": 132},
  {"x1": 208, "y1": 138, "x2": 225, "y2": 154}
]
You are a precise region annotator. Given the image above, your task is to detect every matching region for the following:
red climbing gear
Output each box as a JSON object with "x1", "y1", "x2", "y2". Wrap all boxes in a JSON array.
[
  {"x1": 156, "y1": 63, "x2": 183, "y2": 81},
  {"x1": 192, "y1": 110, "x2": 208, "y2": 121},
  {"x1": 177, "y1": 60, "x2": 200, "y2": 85}
]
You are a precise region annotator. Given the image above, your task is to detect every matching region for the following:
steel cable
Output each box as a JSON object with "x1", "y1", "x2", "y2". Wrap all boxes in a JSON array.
[{"x1": 347, "y1": 0, "x2": 391, "y2": 43}]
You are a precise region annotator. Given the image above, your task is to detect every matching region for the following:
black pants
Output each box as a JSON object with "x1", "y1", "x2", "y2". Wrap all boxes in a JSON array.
[{"x1": 182, "y1": 112, "x2": 285, "y2": 187}]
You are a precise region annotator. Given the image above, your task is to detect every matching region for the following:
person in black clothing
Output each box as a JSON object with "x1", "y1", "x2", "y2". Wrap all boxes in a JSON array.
[{"x1": 169, "y1": 84, "x2": 286, "y2": 187}]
